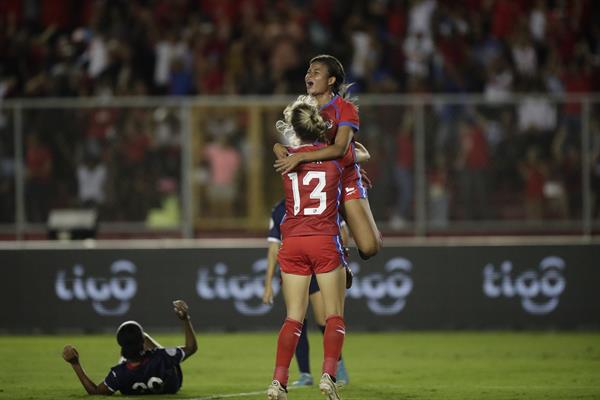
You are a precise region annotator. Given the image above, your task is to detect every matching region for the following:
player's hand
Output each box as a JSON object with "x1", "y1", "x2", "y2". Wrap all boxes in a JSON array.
[
  {"x1": 273, "y1": 143, "x2": 289, "y2": 160},
  {"x1": 345, "y1": 265, "x2": 354, "y2": 289},
  {"x1": 262, "y1": 284, "x2": 273, "y2": 305},
  {"x1": 173, "y1": 300, "x2": 190, "y2": 320},
  {"x1": 63, "y1": 345, "x2": 80, "y2": 364},
  {"x1": 274, "y1": 153, "x2": 302, "y2": 175},
  {"x1": 360, "y1": 168, "x2": 373, "y2": 189}
]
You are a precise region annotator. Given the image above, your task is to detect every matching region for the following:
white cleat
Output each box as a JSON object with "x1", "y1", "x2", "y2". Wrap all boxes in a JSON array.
[
  {"x1": 319, "y1": 373, "x2": 341, "y2": 400},
  {"x1": 267, "y1": 380, "x2": 288, "y2": 400}
]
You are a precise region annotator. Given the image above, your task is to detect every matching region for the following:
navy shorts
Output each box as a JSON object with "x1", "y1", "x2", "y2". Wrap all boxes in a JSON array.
[{"x1": 309, "y1": 274, "x2": 320, "y2": 295}]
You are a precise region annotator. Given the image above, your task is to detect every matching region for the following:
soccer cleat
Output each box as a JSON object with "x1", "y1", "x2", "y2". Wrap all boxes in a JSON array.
[
  {"x1": 267, "y1": 380, "x2": 288, "y2": 400},
  {"x1": 336, "y1": 359, "x2": 349, "y2": 385},
  {"x1": 290, "y1": 372, "x2": 313, "y2": 386},
  {"x1": 319, "y1": 373, "x2": 341, "y2": 400}
]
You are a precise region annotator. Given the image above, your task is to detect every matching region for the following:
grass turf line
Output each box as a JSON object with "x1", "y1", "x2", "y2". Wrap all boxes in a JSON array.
[{"x1": 0, "y1": 332, "x2": 598, "y2": 399}]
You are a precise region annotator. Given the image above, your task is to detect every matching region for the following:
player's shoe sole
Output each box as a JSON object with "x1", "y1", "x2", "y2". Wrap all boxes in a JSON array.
[
  {"x1": 319, "y1": 373, "x2": 341, "y2": 400},
  {"x1": 267, "y1": 380, "x2": 288, "y2": 400}
]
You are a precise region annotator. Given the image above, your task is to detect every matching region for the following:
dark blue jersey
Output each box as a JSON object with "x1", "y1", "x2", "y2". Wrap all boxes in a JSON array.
[
  {"x1": 103, "y1": 347, "x2": 185, "y2": 395},
  {"x1": 267, "y1": 199, "x2": 286, "y2": 243}
]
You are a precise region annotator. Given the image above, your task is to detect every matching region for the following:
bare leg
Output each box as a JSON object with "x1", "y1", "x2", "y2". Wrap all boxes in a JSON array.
[
  {"x1": 309, "y1": 291, "x2": 326, "y2": 326},
  {"x1": 314, "y1": 266, "x2": 346, "y2": 318},
  {"x1": 281, "y1": 272, "x2": 312, "y2": 322},
  {"x1": 343, "y1": 198, "x2": 382, "y2": 259}
]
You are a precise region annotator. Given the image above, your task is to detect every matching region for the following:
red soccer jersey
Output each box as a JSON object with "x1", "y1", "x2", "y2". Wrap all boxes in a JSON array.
[
  {"x1": 319, "y1": 95, "x2": 360, "y2": 143},
  {"x1": 281, "y1": 143, "x2": 355, "y2": 238}
]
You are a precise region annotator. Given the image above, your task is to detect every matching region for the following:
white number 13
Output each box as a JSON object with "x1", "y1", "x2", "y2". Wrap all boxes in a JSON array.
[{"x1": 288, "y1": 171, "x2": 327, "y2": 216}]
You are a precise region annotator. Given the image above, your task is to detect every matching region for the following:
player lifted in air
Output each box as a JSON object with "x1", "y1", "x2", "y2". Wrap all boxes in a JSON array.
[{"x1": 274, "y1": 54, "x2": 382, "y2": 260}]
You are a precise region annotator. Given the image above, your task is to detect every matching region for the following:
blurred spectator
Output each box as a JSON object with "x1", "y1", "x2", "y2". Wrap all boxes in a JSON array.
[
  {"x1": 517, "y1": 92, "x2": 557, "y2": 135},
  {"x1": 0, "y1": 0, "x2": 595, "y2": 99},
  {"x1": 407, "y1": 0, "x2": 437, "y2": 37},
  {"x1": 511, "y1": 29, "x2": 538, "y2": 78},
  {"x1": 520, "y1": 146, "x2": 546, "y2": 220},
  {"x1": 529, "y1": 0, "x2": 547, "y2": 45},
  {"x1": 0, "y1": 124, "x2": 15, "y2": 223},
  {"x1": 0, "y1": 0, "x2": 597, "y2": 233},
  {"x1": 403, "y1": 31, "x2": 434, "y2": 79},
  {"x1": 484, "y1": 57, "x2": 513, "y2": 103},
  {"x1": 25, "y1": 132, "x2": 53, "y2": 223},
  {"x1": 204, "y1": 117, "x2": 242, "y2": 218},
  {"x1": 428, "y1": 153, "x2": 449, "y2": 228},
  {"x1": 390, "y1": 113, "x2": 414, "y2": 229},
  {"x1": 76, "y1": 153, "x2": 107, "y2": 209},
  {"x1": 456, "y1": 119, "x2": 490, "y2": 220},
  {"x1": 155, "y1": 30, "x2": 188, "y2": 94}
]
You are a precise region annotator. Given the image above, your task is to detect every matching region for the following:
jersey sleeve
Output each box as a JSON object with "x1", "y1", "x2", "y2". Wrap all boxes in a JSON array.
[
  {"x1": 267, "y1": 201, "x2": 285, "y2": 242},
  {"x1": 103, "y1": 369, "x2": 119, "y2": 393},
  {"x1": 160, "y1": 347, "x2": 185, "y2": 364},
  {"x1": 338, "y1": 101, "x2": 359, "y2": 132},
  {"x1": 339, "y1": 143, "x2": 357, "y2": 168}
]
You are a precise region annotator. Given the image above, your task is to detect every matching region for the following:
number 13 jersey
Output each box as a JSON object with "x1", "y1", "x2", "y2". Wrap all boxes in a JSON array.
[{"x1": 280, "y1": 142, "x2": 355, "y2": 238}]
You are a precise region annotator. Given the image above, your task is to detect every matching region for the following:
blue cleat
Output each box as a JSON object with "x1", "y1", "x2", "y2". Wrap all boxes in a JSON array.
[
  {"x1": 290, "y1": 372, "x2": 313, "y2": 386},
  {"x1": 336, "y1": 359, "x2": 349, "y2": 385}
]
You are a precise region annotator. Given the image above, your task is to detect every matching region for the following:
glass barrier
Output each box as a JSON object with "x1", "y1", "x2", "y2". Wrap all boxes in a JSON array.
[
  {"x1": 0, "y1": 108, "x2": 15, "y2": 225},
  {"x1": 20, "y1": 106, "x2": 182, "y2": 230},
  {"x1": 1, "y1": 94, "x2": 597, "y2": 238}
]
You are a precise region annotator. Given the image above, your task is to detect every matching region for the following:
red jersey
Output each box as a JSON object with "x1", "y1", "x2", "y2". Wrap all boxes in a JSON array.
[
  {"x1": 319, "y1": 95, "x2": 359, "y2": 143},
  {"x1": 281, "y1": 143, "x2": 355, "y2": 238}
]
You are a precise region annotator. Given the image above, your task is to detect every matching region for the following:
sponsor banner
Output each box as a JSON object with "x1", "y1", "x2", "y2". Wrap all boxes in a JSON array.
[{"x1": 0, "y1": 245, "x2": 599, "y2": 332}]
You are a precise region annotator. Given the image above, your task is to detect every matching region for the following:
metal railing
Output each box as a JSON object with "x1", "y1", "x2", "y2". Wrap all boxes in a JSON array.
[{"x1": 0, "y1": 93, "x2": 598, "y2": 239}]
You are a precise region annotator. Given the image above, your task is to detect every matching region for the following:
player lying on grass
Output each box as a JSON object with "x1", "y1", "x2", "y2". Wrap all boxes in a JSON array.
[{"x1": 62, "y1": 300, "x2": 197, "y2": 395}]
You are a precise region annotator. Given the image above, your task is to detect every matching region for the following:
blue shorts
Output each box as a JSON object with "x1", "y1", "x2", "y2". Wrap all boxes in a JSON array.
[{"x1": 309, "y1": 274, "x2": 320, "y2": 295}]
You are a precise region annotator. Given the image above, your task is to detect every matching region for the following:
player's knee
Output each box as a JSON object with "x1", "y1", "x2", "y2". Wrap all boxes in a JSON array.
[{"x1": 358, "y1": 239, "x2": 380, "y2": 259}]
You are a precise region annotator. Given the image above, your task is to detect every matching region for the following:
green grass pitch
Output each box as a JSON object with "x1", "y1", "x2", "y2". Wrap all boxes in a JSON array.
[{"x1": 0, "y1": 332, "x2": 599, "y2": 399}]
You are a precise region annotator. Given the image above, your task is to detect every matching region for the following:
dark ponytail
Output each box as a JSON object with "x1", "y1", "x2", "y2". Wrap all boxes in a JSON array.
[{"x1": 309, "y1": 54, "x2": 355, "y2": 99}]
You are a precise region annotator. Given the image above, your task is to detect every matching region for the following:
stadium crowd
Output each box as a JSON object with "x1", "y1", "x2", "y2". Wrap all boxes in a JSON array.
[{"x1": 0, "y1": 0, "x2": 599, "y2": 229}]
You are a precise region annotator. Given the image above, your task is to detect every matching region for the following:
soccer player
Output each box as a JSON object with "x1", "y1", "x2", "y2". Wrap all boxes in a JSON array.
[
  {"x1": 274, "y1": 54, "x2": 382, "y2": 260},
  {"x1": 62, "y1": 300, "x2": 197, "y2": 396},
  {"x1": 266, "y1": 97, "x2": 368, "y2": 400},
  {"x1": 263, "y1": 198, "x2": 350, "y2": 387}
]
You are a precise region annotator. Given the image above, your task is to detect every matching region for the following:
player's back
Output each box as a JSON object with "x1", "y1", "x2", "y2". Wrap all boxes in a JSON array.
[
  {"x1": 281, "y1": 143, "x2": 353, "y2": 238},
  {"x1": 104, "y1": 348, "x2": 184, "y2": 395}
]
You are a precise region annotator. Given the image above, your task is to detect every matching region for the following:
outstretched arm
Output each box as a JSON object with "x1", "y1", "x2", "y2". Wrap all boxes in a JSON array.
[
  {"x1": 274, "y1": 126, "x2": 354, "y2": 174},
  {"x1": 173, "y1": 300, "x2": 197, "y2": 361},
  {"x1": 62, "y1": 345, "x2": 113, "y2": 395}
]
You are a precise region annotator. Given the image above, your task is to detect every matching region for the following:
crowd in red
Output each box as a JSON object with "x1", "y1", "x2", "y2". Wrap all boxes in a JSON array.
[{"x1": 0, "y1": 0, "x2": 599, "y2": 230}]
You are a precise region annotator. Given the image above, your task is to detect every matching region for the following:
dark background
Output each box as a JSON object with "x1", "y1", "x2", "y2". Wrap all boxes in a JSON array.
[{"x1": 1, "y1": 244, "x2": 598, "y2": 333}]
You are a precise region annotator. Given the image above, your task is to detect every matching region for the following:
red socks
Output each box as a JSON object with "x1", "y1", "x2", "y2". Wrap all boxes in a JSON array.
[
  {"x1": 273, "y1": 318, "x2": 303, "y2": 386},
  {"x1": 322, "y1": 315, "x2": 345, "y2": 378}
]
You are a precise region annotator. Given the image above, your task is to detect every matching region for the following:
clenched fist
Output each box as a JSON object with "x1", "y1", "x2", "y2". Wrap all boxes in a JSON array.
[
  {"x1": 63, "y1": 345, "x2": 80, "y2": 364},
  {"x1": 173, "y1": 300, "x2": 190, "y2": 321}
]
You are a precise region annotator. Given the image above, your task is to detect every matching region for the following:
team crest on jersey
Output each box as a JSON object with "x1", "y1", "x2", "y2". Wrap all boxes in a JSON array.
[{"x1": 325, "y1": 120, "x2": 334, "y2": 130}]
